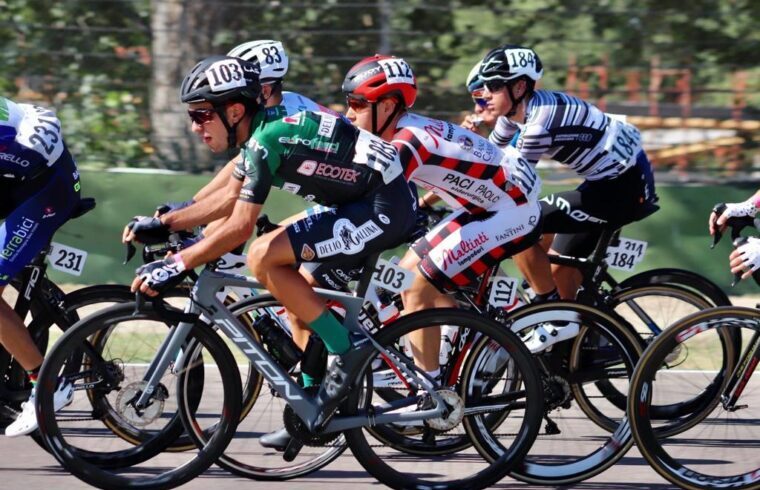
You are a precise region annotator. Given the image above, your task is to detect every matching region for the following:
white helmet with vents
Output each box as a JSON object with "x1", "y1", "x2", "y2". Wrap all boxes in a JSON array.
[{"x1": 227, "y1": 40, "x2": 288, "y2": 83}]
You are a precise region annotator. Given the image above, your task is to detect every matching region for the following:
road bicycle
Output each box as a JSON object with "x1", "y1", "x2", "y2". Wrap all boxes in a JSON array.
[{"x1": 35, "y1": 250, "x2": 544, "y2": 490}]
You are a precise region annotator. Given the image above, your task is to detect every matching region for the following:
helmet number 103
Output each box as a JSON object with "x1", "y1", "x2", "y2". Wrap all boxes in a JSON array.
[{"x1": 206, "y1": 60, "x2": 245, "y2": 92}]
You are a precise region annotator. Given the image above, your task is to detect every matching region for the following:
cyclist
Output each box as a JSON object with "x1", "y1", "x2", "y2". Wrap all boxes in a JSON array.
[
  {"x1": 461, "y1": 59, "x2": 498, "y2": 133},
  {"x1": 1, "y1": 97, "x2": 80, "y2": 436},
  {"x1": 475, "y1": 44, "x2": 657, "y2": 306},
  {"x1": 709, "y1": 191, "x2": 760, "y2": 279},
  {"x1": 129, "y1": 55, "x2": 417, "y2": 436},
  {"x1": 341, "y1": 54, "x2": 543, "y2": 380}
]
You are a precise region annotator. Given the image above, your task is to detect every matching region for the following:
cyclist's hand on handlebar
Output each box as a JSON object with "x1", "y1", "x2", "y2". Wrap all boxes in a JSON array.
[
  {"x1": 132, "y1": 256, "x2": 185, "y2": 296},
  {"x1": 709, "y1": 200, "x2": 758, "y2": 236},
  {"x1": 123, "y1": 216, "x2": 170, "y2": 245},
  {"x1": 729, "y1": 237, "x2": 760, "y2": 281}
]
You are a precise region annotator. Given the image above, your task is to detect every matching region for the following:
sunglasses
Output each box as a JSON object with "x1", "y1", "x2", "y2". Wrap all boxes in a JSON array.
[
  {"x1": 484, "y1": 80, "x2": 508, "y2": 93},
  {"x1": 473, "y1": 97, "x2": 488, "y2": 108},
  {"x1": 187, "y1": 108, "x2": 216, "y2": 125},
  {"x1": 346, "y1": 96, "x2": 370, "y2": 111}
]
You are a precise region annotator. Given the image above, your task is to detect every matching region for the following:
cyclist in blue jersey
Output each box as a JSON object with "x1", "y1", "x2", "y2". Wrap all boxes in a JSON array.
[{"x1": 0, "y1": 97, "x2": 79, "y2": 437}]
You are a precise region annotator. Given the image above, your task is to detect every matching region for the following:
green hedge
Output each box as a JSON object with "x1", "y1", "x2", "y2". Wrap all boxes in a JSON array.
[{"x1": 47, "y1": 170, "x2": 758, "y2": 295}]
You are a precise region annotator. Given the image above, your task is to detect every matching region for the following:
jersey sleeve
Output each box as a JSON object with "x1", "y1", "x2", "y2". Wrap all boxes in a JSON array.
[
  {"x1": 488, "y1": 116, "x2": 520, "y2": 147},
  {"x1": 235, "y1": 134, "x2": 281, "y2": 204},
  {"x1": 513, "y1": 122, "x2": 551, "y2": 166}
]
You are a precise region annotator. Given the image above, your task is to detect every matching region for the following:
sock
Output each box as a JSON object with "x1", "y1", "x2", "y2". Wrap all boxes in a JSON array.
[
  {"x1": 26, "y1": 366, "x2": 41, "y2": 388},
  {"x1": 308, "y1": 309, "x2": 351, "y2": 355},
  {"x1": 425, "y1": 368, "x2": 440, "y2": 380},
  {"x1": 301, "y1": 373, "x2": 318, "y2": 388},
  {"x1": 534, "y1": 288, "x2": 559, "y2": 303}
]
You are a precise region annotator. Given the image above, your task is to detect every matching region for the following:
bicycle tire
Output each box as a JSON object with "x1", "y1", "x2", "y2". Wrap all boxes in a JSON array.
[{"x1": 628, "y1": 306, "x2": 759, "y2": 490}]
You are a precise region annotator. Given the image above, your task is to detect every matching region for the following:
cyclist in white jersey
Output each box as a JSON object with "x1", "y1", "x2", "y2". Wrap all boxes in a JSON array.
[
  {"x1": 474, "y1": 44, "x2": 657, "y2": 301},
  {"x1": 342, "y1": 54, "x2": 543, "y2": 378}
]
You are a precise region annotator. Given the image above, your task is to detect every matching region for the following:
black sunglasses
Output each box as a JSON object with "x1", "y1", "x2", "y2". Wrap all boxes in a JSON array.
[
  {"x1": 187, "y1": 108, "x2": 216, "y2": 125},
  {"x1": 484, "y1": 80, "x2": 509, "y2": 93}
]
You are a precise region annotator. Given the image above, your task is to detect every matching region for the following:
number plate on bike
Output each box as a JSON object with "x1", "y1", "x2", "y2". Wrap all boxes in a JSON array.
[
  {"x1": 489, "y1": 276, "x2": 520, "y2": 308},
  {"x1": 371, "y1": 259, "x2": 414, "y2": 293},
  {"x1": 605, "y1": 237, "x2": 647, "y2": 271},
  {"x1": 48, "y1": 242, "x2": 88, "y2": 276}
]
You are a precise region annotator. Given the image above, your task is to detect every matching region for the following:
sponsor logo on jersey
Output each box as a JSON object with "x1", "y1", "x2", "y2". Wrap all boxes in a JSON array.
[
  {"x1": 320, "y1": 272, "x2": 342, "y2": 290},
  {"x1": 283, "y1": 113, "x2": 303, "y2": 125},
  {"x1": 423, "y1": 119, "x2": 455, "y2": 148},
  {"x1": 42, "y1": 206, "x2": 56, "y2": 219},
  {"x1": 297, "y1": 160, "x2": 318, "y2": 176},
  {"x1": 315, "y1": 219, "x2": 382, "y2": 258},
  {"x1": 377, "y1": 213, "x2": 390, "y2": 225},
  {"x1": 436, "y1": 232, "x2": 489, "y2": 271},
  {"x1": 278, "y1": 136, "x2": 339, "y2": 154},
  {"x1": 541, "y1": 195, "x2": 607, "y2": 224},
  {"x1": 441, "y1": 173, "x2": 501, "y2": 205},
  {"x1": 301, "y1": 244, "x2": 316, "y2": 261},
  {"x1": 317, "y1": 114, "x2": 337, "y2": 137},
  {"x1": 0, "y1": 153, "x2": 30, "y2": 167},
  {"x1": 0, "y1": 217, "x2": 37, "y2": 260},
  {"x1": 314, "y1": 162, "x2": 359, "y2": 183},
  {"x1": 458, "y1": 135, "x2": 474, "y2": 151},
  {"x1": 334, "y1": 268, "x2": 354, "y2": 283},
  {"x1": 282, "y1": 182, "x2": 301, "y2": 194},
  {"x1": 247, "y1": 138, "x2": 269, "y2": 158},
  {"x1": 495, "y1": 224, "x2": 525, "y2": 242}
]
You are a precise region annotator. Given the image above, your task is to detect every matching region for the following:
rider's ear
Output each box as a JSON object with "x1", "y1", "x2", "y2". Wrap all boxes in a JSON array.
[{"x1": 227, "y1": 102, "x2": 245, "y2": 124}]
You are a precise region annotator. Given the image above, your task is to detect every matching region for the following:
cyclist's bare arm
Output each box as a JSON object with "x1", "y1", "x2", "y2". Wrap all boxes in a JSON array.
[
  {"x1": 178, "y1": 199, "x2": 259, "y2": 269},
  {"x1": 163, "y1": 177, "x2": 242, "y2": 231}
]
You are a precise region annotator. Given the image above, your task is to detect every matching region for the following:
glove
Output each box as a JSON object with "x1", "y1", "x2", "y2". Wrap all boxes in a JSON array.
[
  {"x1": 127, "y1": 216, "x2": 170, "y2": 245},
  {"x1": 719, "y1": 200, "x2": 758, "y2": 220},
  {"x1": 135, "y1": 256, "x2": 186, "y2": 291},
  {"x1": 737, "y1": 237, "x2": 760, "y2": 272},
  {"x1": 156, "y1": 199, "x2": 195, "y2": 216}
]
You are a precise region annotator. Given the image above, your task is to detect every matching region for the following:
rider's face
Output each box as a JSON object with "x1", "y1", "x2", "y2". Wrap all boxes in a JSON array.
[
  {"x1": 345, "y1": 97, "x2": 397, "y2": 136},
  {"x1": 188, "y1": 102, "x2": 228, "y2": 153},
  {"x1": 483, "y1": 81, "x2": 513, "y2": 119}
]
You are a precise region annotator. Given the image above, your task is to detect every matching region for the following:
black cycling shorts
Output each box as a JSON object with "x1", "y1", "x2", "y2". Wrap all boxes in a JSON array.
[
  {"x1": 541, "y1": 151, "x2": 656, "y2": 257},
  {"x1": 289, "y1": 175, "x2": 417, "y2": 291}
]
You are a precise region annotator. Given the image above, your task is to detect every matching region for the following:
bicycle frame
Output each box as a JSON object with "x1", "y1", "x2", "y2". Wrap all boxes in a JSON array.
[{"x1": 133, "y1": 267, "x2": 449, "y2": 434}]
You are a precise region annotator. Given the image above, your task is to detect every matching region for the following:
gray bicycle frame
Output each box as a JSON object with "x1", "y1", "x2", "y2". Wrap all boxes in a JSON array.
[{"x1": 133, "y1": 268, "x2": 446, "y2": 433}]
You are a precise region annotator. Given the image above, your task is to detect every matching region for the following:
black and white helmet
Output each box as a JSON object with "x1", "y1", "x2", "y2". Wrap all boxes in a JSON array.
[
  {"x1": 180, "y1": 55, "x2": 261, "y2": 104},
  {"x1": 466, "y1": 59, "x2": 484, "y2": 94},
  {"x1": 479, "y1": 44, "x2": 543, "y2": 83},
  {"x1": 227, "y1": 40, "x2": 288, "y2": 83}
]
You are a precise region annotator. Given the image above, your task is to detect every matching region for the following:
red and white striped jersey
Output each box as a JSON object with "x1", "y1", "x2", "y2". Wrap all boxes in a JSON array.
[{"x1": 391, "y1": 112, "x2": 541, "y2": 213}]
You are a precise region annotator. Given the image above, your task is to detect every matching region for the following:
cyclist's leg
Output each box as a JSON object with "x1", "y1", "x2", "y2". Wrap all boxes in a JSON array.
[
  {"x1": 0, "y1": 164, "x2": 80, "y2": 371},
  {"x1": 406, "y1": 201, "x2": 542, "y2": 371}
]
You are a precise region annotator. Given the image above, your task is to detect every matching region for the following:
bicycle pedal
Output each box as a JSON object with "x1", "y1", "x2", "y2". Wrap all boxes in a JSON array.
[
  {"x1": 282, "y1": 437, "x2": 304, "y2": 462},
  {"x1": 544, "y1": 416, "x2": 561, "y2": 435}
]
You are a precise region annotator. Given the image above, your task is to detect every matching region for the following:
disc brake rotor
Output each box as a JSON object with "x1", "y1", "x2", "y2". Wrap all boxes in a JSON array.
[{"x1": 114, "y1": 381, "x2": 168, "y2": 427}]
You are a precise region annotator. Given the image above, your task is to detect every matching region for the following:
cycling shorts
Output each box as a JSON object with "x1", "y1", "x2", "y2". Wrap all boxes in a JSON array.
[
  {"x1": 413, "y1": 200, "x2": 542, "y2": 292},
  {"x1": 540, "y1": 150, "x2": 656, "y2": 257},
  {"x1": 291, "y1": 175, "x2": 416, "y2": 291},
  {"x1": 0, "y1": 148, "x2": 81, "y2": 285}
]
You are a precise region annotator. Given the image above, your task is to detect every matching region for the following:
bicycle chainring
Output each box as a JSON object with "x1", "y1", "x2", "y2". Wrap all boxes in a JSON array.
[{"x1": 282, "y1": 387, "x2": 341, "y2": 446}]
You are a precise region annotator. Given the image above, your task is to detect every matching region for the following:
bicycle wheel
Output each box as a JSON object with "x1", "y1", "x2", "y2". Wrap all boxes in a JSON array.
[
  {"x1": 475, "y1": 302, "x2": 642, "y2": 485},
  {"x1": 602, "y1": 284, "x2": 739, "y2": 432},
  {"x1": 36, "y1": 302, "x2": 242, "y2": 489},
  {"x1": 629, "y1": 306, "x2": 759, "y2": 490},
  {"x1": 178, "y1": 294, "x2": 345, "y2": 481},
  {"x1": 345, "y1": 308, "x2": 543, "y2": 490}
]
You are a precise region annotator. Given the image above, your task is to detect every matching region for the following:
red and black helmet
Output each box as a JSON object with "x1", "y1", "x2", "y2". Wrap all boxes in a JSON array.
[{"x1": 342, "y1": 55, "x2": 417, "y2": 108}]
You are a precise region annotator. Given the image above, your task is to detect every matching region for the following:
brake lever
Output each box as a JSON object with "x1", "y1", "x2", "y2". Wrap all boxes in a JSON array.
[{"x1": 124, "y1": 242, "x2": 136, "y2": 264}]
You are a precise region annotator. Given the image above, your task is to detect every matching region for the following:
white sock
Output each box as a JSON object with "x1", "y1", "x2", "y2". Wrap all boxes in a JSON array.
[{"x1": 425, "y1": 368, "x2": 441, "y2": 379}]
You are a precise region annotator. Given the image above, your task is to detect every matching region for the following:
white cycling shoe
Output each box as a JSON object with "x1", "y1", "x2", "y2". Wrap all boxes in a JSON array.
[
  {"x1": 5, "y1": 378, "x2": 74, "y2": 437},
  {"x1": 523, "y1": 322, "x2": 580, "y2": 353}
]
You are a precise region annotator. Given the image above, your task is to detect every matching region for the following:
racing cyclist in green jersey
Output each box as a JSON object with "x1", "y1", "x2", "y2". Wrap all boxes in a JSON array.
[{"x1": 130, "y1": 55, "x2": 417, "y2": 433}]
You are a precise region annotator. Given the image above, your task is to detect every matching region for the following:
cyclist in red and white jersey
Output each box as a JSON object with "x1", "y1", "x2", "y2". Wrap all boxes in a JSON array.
[
  {"x1": 342, "y1": 54, "x2": 544, "y2": 378},
  {"x1": 471, "y1": 44, "x2": 657, "y2": 302}
]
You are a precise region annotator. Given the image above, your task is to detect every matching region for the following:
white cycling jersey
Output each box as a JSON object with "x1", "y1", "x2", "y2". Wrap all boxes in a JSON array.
[
  {"x1": 0, "y1": 97, "x2": 65, "y2": 179},
  {"x1": 490, "y1": 90, "x2": 643, "y2": 181},
  {"x1": 392, "y1": 112, "x2": 541, "y2": 213}
]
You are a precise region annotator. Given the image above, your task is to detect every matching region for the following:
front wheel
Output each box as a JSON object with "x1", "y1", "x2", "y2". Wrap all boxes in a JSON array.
[
  {"x1": 628, "y1": 306, "x2": 760, "y2": 490},
  {"x1": 345, "y1": 308, "x2": 543, "y2": 490}
]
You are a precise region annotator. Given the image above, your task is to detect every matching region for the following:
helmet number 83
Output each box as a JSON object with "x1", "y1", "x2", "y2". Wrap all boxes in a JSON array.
[{"x1": 261, "y1": 46, "x2": 282, "y2": 64}]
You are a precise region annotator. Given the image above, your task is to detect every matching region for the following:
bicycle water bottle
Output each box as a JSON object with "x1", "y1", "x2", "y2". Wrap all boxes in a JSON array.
[{"x1": 253, "y1": 315, "x2": 302, "y2": 370}]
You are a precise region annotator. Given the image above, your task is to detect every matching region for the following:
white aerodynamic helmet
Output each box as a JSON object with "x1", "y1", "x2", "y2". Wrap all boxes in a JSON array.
[{"x1": 227, "y1": 40, "x2": 289, "y2": 83}]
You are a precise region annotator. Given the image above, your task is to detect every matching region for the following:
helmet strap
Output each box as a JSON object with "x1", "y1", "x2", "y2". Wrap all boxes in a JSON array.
[
  {"x1": 372, "y1": 99, "x2": 403, "y2": 137},
  {"x1": 214, "y1": 103, "x2": 246, "y2": 158},
  {"x1": 506, "y1": 79, "x2": 529, "y2": 118}
]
